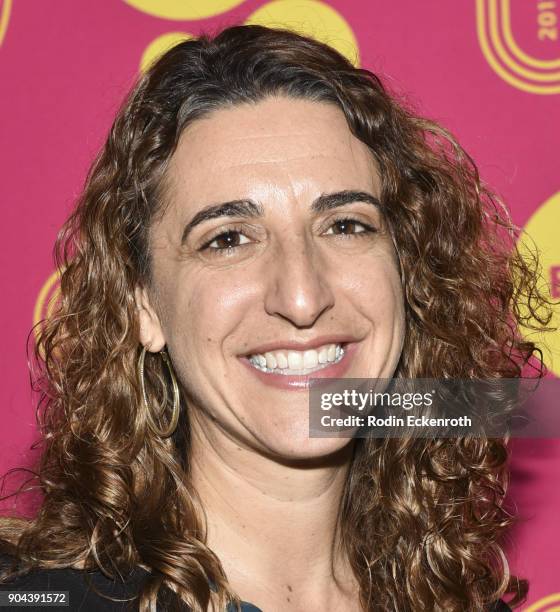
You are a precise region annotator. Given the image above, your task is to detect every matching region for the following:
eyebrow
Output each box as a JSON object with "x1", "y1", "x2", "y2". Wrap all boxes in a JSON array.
[{"x1": 180, "y1": 190, "x2": 383, "y2": 244}]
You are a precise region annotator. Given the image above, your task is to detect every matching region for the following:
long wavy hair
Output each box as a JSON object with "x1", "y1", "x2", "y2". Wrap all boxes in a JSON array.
[{"x1": 0, "y1": 24, "x2": 556, "y2": 612}]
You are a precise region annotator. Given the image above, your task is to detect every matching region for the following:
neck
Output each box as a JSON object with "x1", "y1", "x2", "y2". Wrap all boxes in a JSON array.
[{"x1": 188, "y1": 417, "x2": 357, "y2": 605}]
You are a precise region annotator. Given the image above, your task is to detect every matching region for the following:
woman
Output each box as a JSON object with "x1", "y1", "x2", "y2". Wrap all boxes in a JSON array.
[{"x1": 0, "y1": 24, "x2": 554, "y2": 611}]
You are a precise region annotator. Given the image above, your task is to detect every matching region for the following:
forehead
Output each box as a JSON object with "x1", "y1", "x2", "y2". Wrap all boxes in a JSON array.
[{"x1": 166, "y1": 96, "x2": 380, "y2": 210}]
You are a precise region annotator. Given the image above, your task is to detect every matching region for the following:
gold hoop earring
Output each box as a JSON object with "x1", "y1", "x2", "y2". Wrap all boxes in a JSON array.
[{"x1": 138, "y1": 345, "x2": 180, "y2": 438}]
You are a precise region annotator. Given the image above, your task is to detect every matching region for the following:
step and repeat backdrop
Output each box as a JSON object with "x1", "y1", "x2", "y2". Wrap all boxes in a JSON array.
[{"x1": 0, "y1": 1, "x2": 558, "y2": 608}]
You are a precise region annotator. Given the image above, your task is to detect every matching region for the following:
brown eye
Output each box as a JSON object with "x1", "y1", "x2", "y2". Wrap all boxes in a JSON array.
[
  {"x1": 334, "y1": 220, "x2": 358, "y2": 234},
  {"x1": 202, "y1": 230, "x2": 251, "y2": 251},
  {"x1": 325, "y1": 218, "x2": 376, "y2": 236}
]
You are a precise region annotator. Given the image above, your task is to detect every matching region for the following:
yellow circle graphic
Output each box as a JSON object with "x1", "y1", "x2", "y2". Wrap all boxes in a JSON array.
[
  {"x1": 123, "y1": 0, "x2": 246, "y2": 21},
  {"x1": 524, "y1": 592, "x2": 560, "y2": 612},
  {"x1": 246, "y1": 0, "x2": 359, "y2": 66},
  {"x1": 517, "y1": 191, "x2": 560, "y2": 376},
  {"x1": 140, "y1": 32, "x2": 193, "y2": 72},
  {"x1": 33, "y1": 270, "x2": 62, "y2": 345},
  {"x1": 0, "y1": 0, "x2": 12, "y2": 48}
]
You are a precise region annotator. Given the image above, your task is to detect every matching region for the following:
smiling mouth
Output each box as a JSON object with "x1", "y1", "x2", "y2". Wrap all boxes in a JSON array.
[{"x1": 247, "y1": 343, "x2": 346, "y2": 375}]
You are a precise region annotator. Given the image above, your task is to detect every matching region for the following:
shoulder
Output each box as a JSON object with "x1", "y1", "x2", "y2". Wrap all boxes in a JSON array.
[
  {"x1": 1, "y1": 555, "x2": 513, "y2": 612},
  {"x1": 0, "y1": 553, "x2": 145, "y2": 611}
]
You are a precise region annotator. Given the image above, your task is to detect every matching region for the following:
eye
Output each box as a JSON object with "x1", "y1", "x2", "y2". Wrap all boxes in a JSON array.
[
  {"x1": 200, "y1": 229, "x2": 252, "y2": 252},
  {"x1": 324, "y1": 217, "x2": 377, "y2": 237}
]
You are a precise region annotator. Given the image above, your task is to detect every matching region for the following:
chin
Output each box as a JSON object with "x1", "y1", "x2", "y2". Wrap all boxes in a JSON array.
[{"x1": 260, "y1": 431, "x2": 354, "y2": 463}]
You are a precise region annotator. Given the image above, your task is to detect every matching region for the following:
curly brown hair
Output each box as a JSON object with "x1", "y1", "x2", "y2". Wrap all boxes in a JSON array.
[{"x1": 0, "y1": 24, "x2": 556, "y2": 612}]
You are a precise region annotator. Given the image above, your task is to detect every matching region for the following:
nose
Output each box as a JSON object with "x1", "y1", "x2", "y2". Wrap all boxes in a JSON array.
[{"x1": 263, "y1": 236, "x2": 335, "y2": 328}]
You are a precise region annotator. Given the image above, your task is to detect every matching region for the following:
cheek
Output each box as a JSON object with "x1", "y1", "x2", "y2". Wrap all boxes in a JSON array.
[
  {"x1": 163, "y1": 271, "x2": 256, "y2": 358},
  {"x1": 340, "y1": 252, "x2": 404, "y2": 319}
]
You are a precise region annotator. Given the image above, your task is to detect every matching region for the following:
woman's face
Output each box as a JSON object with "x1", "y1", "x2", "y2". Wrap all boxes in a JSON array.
[{"x1": 136, "y1": 96, "x2": 406, "y2": 459}]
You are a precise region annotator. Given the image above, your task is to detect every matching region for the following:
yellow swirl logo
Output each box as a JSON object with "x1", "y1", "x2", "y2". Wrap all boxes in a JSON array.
[
  {"x1": 517, "y1": 190, "x2": 560, "y2": 377},
  {"x1": 476, "y1": 0, "x2": 560, "y2": 94},
  {"x1": 0, "y1": 0, "x2": 12, "y2": 48},
  {"x1": 136, "y1": 0, "x2": 359, "y2": 71},
  {"x1": 33, "y1": 270, "x2": 61, "y2": 345},
  {"x1": 523, "y1": 592, "x2": 560, "y2": 612}
]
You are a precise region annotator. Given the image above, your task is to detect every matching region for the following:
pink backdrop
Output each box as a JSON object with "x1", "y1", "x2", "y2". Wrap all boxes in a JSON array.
[{"x1": 0, "y1": 1, "x2": 558, "y2": 609}]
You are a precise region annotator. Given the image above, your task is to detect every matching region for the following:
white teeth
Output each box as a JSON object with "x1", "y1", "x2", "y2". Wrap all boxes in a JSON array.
[
  {"x1": 264, "y1": 352, "x2": 277, "y2": 369},
  {"x1": 276, "y1": 352, "x2": 288, "y2": 369},
  {"x1": 247, "y1": 343, "x2": 345, "y2": 375},
  {"x1": 303, "y1": 350, "x2": 316, "y2": 368},
  {"x1": 288, "y1": 351, "x2": 303, "y2": 370}
]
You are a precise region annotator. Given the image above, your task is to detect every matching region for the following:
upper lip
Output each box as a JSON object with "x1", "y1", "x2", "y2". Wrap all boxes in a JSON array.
[{"x1": 241, "y1": 335, "x2": 360, "y2": 356}]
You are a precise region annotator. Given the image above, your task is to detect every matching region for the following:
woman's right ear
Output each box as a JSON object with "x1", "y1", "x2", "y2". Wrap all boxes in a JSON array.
[{"x1": 134, "y1": 285, "x2": 166, "y2": 352}]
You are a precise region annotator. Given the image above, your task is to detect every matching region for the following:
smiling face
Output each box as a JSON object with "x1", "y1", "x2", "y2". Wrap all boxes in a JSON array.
[{"x1": 136, "y1": 96, "x2": 406, "y2": 459}]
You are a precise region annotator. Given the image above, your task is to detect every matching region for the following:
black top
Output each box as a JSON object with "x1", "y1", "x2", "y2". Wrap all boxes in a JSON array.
[{"x1": 0, "y1": 555, "x2": 512, "y2": 611}]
